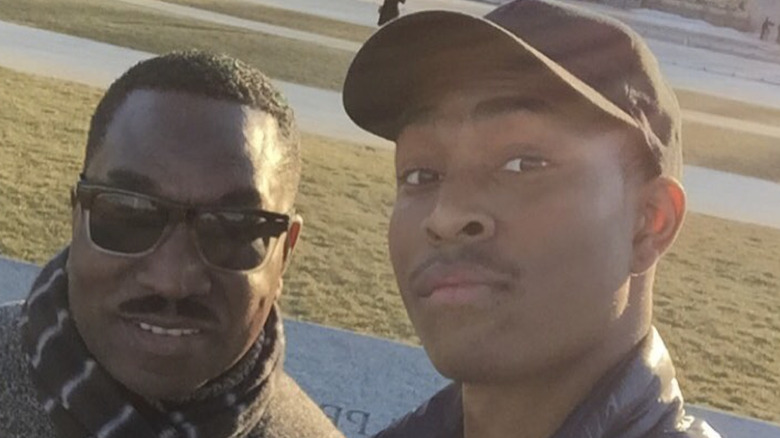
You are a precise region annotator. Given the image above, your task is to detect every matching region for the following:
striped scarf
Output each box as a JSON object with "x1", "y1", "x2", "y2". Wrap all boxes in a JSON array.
[{"x1": 20, "y1": 250, "x2": 284, "y2": 438}]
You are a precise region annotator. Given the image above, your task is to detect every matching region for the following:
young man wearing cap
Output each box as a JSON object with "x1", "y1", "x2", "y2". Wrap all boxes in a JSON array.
[{"x1": 343, "y1": 0, "x2": 720, "y2": 437}]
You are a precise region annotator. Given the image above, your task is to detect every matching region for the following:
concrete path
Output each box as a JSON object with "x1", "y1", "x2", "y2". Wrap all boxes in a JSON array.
[
  {"x1": 642, "y1": 38, "x2": 780, "y2": 106},
  {"x1": 562, "y1": 0, "x2": 780, "y2": 65},
  {"x1": 0, "y1": 21, "x2": 778, "y2": 229}
]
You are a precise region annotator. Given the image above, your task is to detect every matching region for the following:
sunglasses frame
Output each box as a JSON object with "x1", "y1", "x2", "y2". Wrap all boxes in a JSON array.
[{"x1": 72, "y1": 181, "x2": 292, "y2": 273}]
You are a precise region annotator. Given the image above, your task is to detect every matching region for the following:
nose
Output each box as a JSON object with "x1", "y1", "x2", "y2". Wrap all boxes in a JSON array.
[
  {"x1": 422, "y1": 181, "x2": 495, "y2": 246},
  {"x1": 135, "y1": 223, "x2": 211, "y2": 300}
]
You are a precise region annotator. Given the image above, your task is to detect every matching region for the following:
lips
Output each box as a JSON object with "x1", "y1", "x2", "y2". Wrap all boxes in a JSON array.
[
  {"x1": 413, "y1": 262, "x2": 513, "y2": 300},
  {"x1": 124, "y1": 314, "x2": 212, "y2": 332},
  {"x1": 118, "y1": 315, "x2": 214, "y2": 357},
  {"x1": 135, "y1": 321, "x2": 200, "y2": 337}
]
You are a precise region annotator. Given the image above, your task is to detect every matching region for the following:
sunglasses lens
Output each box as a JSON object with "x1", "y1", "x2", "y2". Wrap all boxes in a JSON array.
[
  {"x1": 195, "y1": 212, "x2": 274, "y2": 271},
  {"x1": 89, "y1": 193, "x2": 167, "y2": 254}
]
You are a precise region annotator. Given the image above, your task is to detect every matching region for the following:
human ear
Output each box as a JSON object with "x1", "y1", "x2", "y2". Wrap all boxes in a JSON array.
[
  {"x1": 631, "y1": 176, "x2": 686, "y2": 275},
  {"x1": 281, "y1": 214, "x2": 303, "y2": 273}
]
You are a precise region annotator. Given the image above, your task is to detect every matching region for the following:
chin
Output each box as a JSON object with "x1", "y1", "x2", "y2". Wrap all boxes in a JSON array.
[
  {"x1": 425, "y1": 338, "x2": 550, "y2": 385},
  {"x1": 426, "y1": 343, "x2": 495, "y2": 382},
  {"x1": 432, "y1": 357, "x2": 509, "y2": 384},
  {"x1": 106, "y1": 358, "x2": 206, "y2": 402},
  {"x1": 122, "y1": 374, "x2": 205, "y2": 402}
]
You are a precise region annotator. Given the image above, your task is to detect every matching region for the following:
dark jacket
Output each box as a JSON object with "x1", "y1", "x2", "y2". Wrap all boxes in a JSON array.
[
  {"x1": 374, "y1": 328, "x2": 720, "y2": 438},
  {"x1": 0, "y1": 302, "x2": 343, "y2": 438}
]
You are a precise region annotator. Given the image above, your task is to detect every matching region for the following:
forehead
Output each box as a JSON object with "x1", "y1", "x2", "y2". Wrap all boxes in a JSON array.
[
  {"x1": 395, "y1": 73, "x2": 634, "y2": 170},
  {"x1": 86, "y1": 90, "x2": 286, "y2": 207},
  {"x1": 401, "y1": 68, "x2": 607, "y2": 133}
]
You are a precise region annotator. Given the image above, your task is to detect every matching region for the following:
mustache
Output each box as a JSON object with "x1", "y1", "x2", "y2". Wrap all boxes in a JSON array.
[
  {"x1": 409, "y1": 245, "x2": 524, "y2": 284},
  {"x1": 118, "y1": 295, "x2": 216, "y2": 322}
]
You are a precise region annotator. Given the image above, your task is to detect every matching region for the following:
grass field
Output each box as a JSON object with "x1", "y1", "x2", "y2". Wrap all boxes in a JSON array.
[
  {"x1": 1, "y1": 66, "x2": 779, "y2": 423},
  {"x1": 1, "y1": 0, "x2": 778, "y2": 183},
  {"x1": 683, "y1": 122, "x2": 780, "y2": 182},
  {"x1": 163, "y1": 0, "x2": 375, "y2": 42},
  {"x1": 676, "y1": 90, "x2": 780, "y2": 126}
]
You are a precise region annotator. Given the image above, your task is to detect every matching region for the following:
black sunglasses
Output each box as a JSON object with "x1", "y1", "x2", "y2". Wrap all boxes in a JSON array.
[{"x1": 72, "y1": 182, "x2": 291, "y2": 272}]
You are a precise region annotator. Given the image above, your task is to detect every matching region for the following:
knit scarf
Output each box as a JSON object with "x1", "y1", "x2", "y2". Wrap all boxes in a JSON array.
[{"x1": 19, "y1": 249, "x2": 284, "y2": 438}]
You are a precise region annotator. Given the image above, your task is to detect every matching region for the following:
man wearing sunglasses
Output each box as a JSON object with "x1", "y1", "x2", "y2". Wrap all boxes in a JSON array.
[
  {"x1": 343, "y1": 0, "x2": 720, "y2": 437},
  {"x1": 0, "y1": 51, "x2": 343, "y2": 438}
]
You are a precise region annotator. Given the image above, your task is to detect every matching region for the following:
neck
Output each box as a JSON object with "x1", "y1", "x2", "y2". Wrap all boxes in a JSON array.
[
  {"x1": 462, "y1": 378, "x2": 578, "y2": 438},
  {"x1": 461, "y1": 350, "x2": 626, "y2": 438},
  {"x1": 462, "y1": 277, "x2": 653, "y2": 438}
]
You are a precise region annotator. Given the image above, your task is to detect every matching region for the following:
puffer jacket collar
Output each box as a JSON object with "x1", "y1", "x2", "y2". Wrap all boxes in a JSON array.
[
  {"x1": 551, "y1": 327, "x2": 718, "y2": 437},
  {"x1": 375, "y1": 327, "x2": 720, "y2": 438}
]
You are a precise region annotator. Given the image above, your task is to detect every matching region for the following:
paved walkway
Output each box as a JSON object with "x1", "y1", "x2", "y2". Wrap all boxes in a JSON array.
[
  {"x1": 1, "y1": 21, "x2": 779, "y2": 229},
  {"x1": 562, "y1": 0, "x2": 780, "y2": 65}
]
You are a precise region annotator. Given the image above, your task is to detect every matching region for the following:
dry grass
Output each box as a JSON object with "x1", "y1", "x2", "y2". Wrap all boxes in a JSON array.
[
  {"x1": 655, "y1": 214, "x2": 780, "y2": 421},
  {"x1": 677, "y1": 90, "x2": 780, "y2": 126},
  {"x1": 162, "y1": 0, "x2": 375, "y2": 42},
  {"x1": 1, "y1": 66, "x2": 779, "y2": 422},
  {"x1": 684, "y1": 122, "x2": 780, "y2": 182},
  {"x1": 677, "y1": 90, "x2": 780, "y2": 183}
]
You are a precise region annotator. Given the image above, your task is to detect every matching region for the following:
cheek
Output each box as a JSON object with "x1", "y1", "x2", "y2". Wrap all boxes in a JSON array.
[
  {"x1": 387, "y1": 197, "x2": 421, "y2": 279},
  {"x1": 226, "y1": 257, "x2": 283, "y2": 328},
  {"x1": 66, "y1": 237, "x2": 135, "y2": 363},
  {"x1": 67, "y1": 224, "x2": 134, "y2": 308},
  {"x1": 514, "y1": 175, "x2": 633, "y2": 300},
  {"x1": 387, "y1": 209, "x2": 403, "y2": 262},
  {"x1": 212, "y1": 272, "x2": 277, "y2": 367}
]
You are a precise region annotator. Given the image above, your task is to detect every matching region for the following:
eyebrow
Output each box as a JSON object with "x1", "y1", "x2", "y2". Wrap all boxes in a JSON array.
[
  {"x1": 213, "y1": 188, "x2": 263, "y2": 208},
  {"x1": 105, "y1": 169, "x2": 263, "y2": 208},
  {"x1": 398, "y1": 104, "x2": 436, "y2": 128},
  {"x1": 105, "y1": 169, "x2": 159, "y2": 194},
  {"x1": 472, "y1": 97, "x2": 549, "y2": 120},
  {"x1": 400, "y1": 96, "x2": 550, "y2": 128}
]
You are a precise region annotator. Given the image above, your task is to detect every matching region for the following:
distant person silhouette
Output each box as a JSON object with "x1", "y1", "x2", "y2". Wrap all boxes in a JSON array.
[
  {"x1": 760, "y1": 17, "x2": 774, "y2": 40},
  {"x1": 378, "y1": 0, "x2": 406, "y2": 26}
]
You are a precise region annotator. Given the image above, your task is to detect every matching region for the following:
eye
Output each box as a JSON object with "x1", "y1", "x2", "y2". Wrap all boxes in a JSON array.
[
  {"x1": 399, "y1": 168, "x2": 441, "y2": 186},
  {"x1": 502, "y1": 156, "x2": 550, "y2": 173}
]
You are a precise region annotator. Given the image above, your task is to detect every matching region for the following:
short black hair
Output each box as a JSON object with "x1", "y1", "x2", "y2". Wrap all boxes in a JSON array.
[
  {"x1": 620, "y1": 130, "x2": 663, "y2": 185},
  {"x1": 84, "y1": 50, "x2": 301, "y2": 197}
]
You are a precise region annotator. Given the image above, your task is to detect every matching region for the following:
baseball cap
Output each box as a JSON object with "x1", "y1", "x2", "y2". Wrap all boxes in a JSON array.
[{"x1": 343, "y1": 0, "x2": 682, "y2": 178}]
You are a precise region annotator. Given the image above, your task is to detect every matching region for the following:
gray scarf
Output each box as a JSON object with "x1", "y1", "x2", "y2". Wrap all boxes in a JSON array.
[{"x1": 20, "y1": 249, "x2": 284, "y2": 438}]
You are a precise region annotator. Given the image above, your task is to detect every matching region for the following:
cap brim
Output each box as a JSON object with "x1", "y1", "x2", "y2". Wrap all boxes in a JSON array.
[{"x1": 343, "y1": 10, "x2": 640, "y2": 140}]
